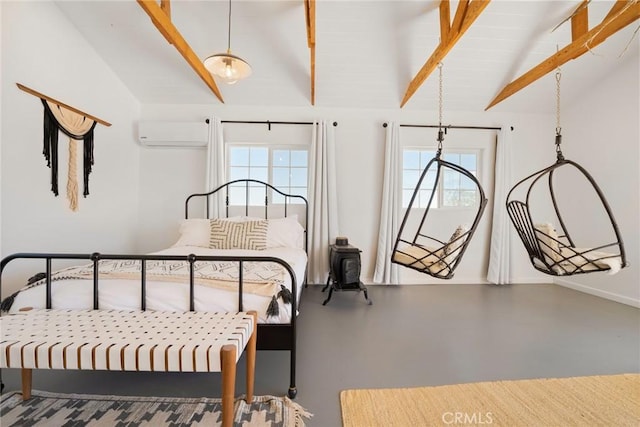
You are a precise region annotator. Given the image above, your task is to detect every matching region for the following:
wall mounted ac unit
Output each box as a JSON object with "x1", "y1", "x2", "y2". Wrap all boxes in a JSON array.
[{"x1": 138, "y1": 121, "x2": 209, "y2": 147}]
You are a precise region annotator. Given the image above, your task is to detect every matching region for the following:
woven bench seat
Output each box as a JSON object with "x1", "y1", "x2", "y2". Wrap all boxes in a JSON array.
[{"x1": 0, "y1": 308, "x2": 257, "y2": 427}]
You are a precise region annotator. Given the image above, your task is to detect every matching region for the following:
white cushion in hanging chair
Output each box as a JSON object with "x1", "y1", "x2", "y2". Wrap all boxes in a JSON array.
[
  {"x1": 393, "y1": 225, "x2": 470, "y2": 276},
  {"x1": 533, "y1": 223, "x2": 622, "y2": 275}
]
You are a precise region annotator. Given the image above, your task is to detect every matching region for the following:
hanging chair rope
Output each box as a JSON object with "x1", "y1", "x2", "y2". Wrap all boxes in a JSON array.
[{"x1": 555, "y1": 67, "x2": 564, "y2": 161}]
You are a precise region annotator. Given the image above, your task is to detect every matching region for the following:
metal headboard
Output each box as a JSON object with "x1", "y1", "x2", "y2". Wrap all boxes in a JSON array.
[{"x1": 185, "y1": 179, "x2": 309, "y2": 253}]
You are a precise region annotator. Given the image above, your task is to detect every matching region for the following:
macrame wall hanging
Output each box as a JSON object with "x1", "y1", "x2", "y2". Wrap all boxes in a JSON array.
[{"x1": 17, "y1": 83, "x2": 111, "y2": 211}]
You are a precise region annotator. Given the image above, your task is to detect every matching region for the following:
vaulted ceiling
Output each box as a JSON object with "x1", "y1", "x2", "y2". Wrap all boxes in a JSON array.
[{"x1": 54, "y1": 0, "x2": 639, "y2": 114}]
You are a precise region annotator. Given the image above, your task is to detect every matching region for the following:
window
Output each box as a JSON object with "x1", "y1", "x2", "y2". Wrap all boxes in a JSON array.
[
  {"x1": 227, "y1": 145, "x2": 308, "y2": 205},
  {"x1": 402, "y1": 149, "x2": 480, "y2": 208}
]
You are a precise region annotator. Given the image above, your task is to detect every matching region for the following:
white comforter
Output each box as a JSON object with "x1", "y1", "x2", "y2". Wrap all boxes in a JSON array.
[{"x1": 8, "y1": 246, "x2": 307, "y2": 324}]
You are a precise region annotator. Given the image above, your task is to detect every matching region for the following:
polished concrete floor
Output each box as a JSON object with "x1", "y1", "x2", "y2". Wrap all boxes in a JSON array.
[{"x1": 2, "y1": 284, "x2": 639, "y2": 426}]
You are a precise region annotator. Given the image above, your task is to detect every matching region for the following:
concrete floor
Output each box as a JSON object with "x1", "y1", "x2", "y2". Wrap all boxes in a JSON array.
[{"x1": 2, "y1": 284, "x2": 639, "y2": 426}]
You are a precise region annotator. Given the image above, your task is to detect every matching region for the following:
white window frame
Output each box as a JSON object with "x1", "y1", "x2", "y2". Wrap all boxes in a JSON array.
[{"x1": 401, "y1": 147, "x2": 483, "y2": 210}]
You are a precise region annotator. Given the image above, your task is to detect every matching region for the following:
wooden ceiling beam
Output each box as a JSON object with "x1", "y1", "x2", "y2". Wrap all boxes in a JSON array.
[
  {"x1": 440, "y1": 0, "x2": 450, "y2": 42},
  {"x1": 304, "y1": 0, "x2": 316, "y2": 105},
  {"x1": 571, "y1": 0, "x2": 589, "y2": 41},
  {"x1": 486, "y1": 0, "x2": 639, "y2": 110},
  {"x1": 401, "y1": 0, "x2": 490, "y2": 108},
  {"x1": 160, "y1": 0, "x2": 171, "y2": 19},
  {"x1": 137, "y1": 0, "x2": 224, "y2": 103}
]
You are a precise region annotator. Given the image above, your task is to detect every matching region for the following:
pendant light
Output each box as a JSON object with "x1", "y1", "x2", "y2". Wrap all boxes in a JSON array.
[{"x1": 203, "y1": 0, "x2": 251, "y2": 85}]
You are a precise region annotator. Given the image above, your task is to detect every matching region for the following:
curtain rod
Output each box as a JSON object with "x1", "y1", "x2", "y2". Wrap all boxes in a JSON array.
[
  {"x1": 212, "y1": 119, "x2": 338, "y2": 130},
  {"x1": 383, "y1": 123, "x2": 512, "y2": 131}
]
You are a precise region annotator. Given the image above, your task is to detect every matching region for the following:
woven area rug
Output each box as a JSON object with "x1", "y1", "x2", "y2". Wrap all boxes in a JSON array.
[
  {"x1": 1, "y1": 390, "x2": 312, "y2": 426},
  {"x1": 341, "y1": 374, "x2": 640, "y2": 427}
]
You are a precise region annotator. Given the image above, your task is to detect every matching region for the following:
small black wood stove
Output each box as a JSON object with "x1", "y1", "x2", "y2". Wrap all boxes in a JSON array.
[{"x1": 322, "y1": 239, "x2": 372, "y2": 306}]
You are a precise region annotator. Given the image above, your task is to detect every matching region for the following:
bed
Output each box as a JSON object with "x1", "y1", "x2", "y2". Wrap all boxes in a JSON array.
[{"x1": 0, "y1": 179, "x2": 308, "y2": 398}]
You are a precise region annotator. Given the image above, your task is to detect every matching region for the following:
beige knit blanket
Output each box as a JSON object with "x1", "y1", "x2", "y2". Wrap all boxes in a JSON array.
[{"x1": 36, "y1": 259, "x2": 285, "y2": 298}]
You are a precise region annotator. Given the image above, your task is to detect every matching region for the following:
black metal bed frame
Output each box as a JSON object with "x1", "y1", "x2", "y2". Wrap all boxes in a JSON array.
[
  {"x1": 185, "y1": 179, "x2": 309, "y2": 398},
  {"x1": 0, "y1": 179, "x2": 308, "y2": 399}
]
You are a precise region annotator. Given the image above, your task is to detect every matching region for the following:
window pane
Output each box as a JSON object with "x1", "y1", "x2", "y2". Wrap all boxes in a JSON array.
[
  {"x1": 273, "y1": 150, "x2": 289, "y2": 167},
  {"x1": 459, "y1": 190, "x2": 477, "y2": 207},
  {"x1": 248, "y1": 187, "x2": 265, "y2": 205},
  {"x1": 424, "y1": 170, "x2": 437, "y2": 189},
  {"x1": 229, "y1": 166, "x2": 249, "y2": 180},
  {"x1": 460, "y1": 175, "x2": 476, "y2": 190},
  {"x1": 443, "y1": 169, "x2": 459, "y2": 189},
  {"x1": 295, "y1": 188, "x2": 307, "y2": 200},
  {"x1": 250, "y1": 147, "x2": 268, "y2": 166},
  {"x1": 290, "y1": 168, "x2": 307, "y2": 187},
  {"x1": 230, "y1": 147, "x2": 249, "y2": 166},
  {"x1": 443, "y1": 190, "x2": 460, "y2": 206},
  {"x1": 250, "y1": 167, "x2": 268, "y2": 182},
  {"x1": 403, "y1": 170, "x2": 419, "y2": 190},
  {"x1": 229, "y1": 187, "x2": 245, "y2": 205},
  {"x1": 420, "y1": 151, "x2": 435, "y2": 167},
  {"x1": 291, "y1": 150, "x2": 307, "y2": 167},
  {"x1": 404, "y1": 150, "x2": 420, "y2": 169},
  {"x1": 273, "y1": 167, "x2": 289, "y2": 187},
  {"x1": 460, "y1": 153, "x2": 477, "y2": 171},
  {"x1": 443, "y1": 153, "x2": 459, "y2": 164}
]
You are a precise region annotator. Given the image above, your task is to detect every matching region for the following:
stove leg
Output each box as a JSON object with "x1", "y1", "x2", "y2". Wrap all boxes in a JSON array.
[
  {"x1": 362, "y1": 285, "x2": 373, "y2": 305},
  {"x1": 322, "y1": 276, "x2": 331, "y2": 292}
]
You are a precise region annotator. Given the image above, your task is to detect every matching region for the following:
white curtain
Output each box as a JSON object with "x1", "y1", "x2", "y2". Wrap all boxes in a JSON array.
[
  {"x1": 373, "y1": 122, "x2": 400, "y2": 284},
  {"x1": 307, "y1": 120, "x2": 339, "y2": 284},
  {"x1": 205, "y1": 116, "x2": 225, "y2": 218},
  {"x1": 487, "y1": 127, "x2": 513, "y2": 284}
]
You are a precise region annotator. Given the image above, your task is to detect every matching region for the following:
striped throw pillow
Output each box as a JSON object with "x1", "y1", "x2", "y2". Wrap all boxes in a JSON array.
[{"x1": 209, "y1": 219, "x2": 268, "y2": 250}]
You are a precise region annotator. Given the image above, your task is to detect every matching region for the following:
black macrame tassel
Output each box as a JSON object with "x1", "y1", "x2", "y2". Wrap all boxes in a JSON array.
[
  {"x1": 83, "y1": 130, "x2": 95, "y2": 197},
  {"x1": 266, "y1": 295, "x2": 279, "y2": 317},
  {"x1": 0, "y1": 291, "x2": 18, "y2": 313},
  {"x1": 278, "y1": 285, "x2": 292, "y2": 304},
  {"x1": 42, "y1": 100, "x2": 59, "y2": 196}
]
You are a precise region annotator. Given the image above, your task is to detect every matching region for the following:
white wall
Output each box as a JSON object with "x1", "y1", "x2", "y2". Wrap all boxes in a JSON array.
[
  {"x1": 138, "y1": 104, "x2": 553, "y2": 285},
  {"x1": 555, "y1": 48, "x2": 640, "y2": 307},
  {"x1": 1, "y1": 2, "x2": 141, "y2": 293}
]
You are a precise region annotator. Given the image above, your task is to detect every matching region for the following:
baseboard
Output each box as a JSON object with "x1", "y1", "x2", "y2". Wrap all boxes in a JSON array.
[{"x1": 554, "y1": 278, "x2": 640, "y2": 308}]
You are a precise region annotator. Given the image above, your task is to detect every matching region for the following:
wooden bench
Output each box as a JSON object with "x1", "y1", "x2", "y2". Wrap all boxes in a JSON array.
[{"x1": 0, "y1": 308, "x2": 257, "y2": 427}]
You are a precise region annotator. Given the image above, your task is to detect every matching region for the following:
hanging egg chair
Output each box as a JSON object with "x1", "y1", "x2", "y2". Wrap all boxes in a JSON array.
[
  {"x1": 391, "y1": 64, "x2": 488, "y2": 279},
  {"x1": 506, "y1": 70, "x2": 627, "y2": 276},
  {"x1": 391, "y1": 128, "x2": 488, "y2": 279}
]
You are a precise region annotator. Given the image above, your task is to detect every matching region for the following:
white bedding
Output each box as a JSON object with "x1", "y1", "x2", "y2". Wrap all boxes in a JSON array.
[{"x1": 8, "y1": 246, "x2": 307, "y2": 324}]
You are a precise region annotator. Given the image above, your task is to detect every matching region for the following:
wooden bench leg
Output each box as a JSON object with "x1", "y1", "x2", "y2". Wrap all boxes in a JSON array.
[
  {"x1": 21, "y1": 369, "x2": 32, "y2": 400},
  {"x1": 220, "y1": 344, "x2": 237, "y2": 427},
  {"x1": 246, "y1": 311, "x2": 257, "y2": 403}
]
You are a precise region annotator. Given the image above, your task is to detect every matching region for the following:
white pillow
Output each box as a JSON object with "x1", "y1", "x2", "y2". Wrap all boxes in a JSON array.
[
  {"x1": 534, "y1": 223, "x2": 562, "y2": 263},
  {"x1": 266, "y1": 215, "x2": 305, "y2": 249},
  {"x1": 172, "y1": 219, "x2": 210, "y2": 248}
]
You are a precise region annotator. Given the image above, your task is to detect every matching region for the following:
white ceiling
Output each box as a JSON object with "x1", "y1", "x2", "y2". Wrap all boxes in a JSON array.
[{"x1": 54, "y1": 0, "x2": 639, "y2": 114}]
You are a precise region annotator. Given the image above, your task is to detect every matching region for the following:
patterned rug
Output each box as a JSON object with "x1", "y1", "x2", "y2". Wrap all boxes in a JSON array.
[
  {"x1": 341, "y1": 374, "x2": 640, "y2": 427},
  {"x1": 1, "y1": 390, "x2": 312, "y2": 426}
]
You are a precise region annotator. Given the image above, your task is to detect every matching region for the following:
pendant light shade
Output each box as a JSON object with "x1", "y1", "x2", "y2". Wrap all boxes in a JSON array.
[
  {"x1": 204, "y1": 50, "x2": 251, "y2": 85},
  {"x1": 204, "y1": 0, "x2": 251, "y2": 85}
]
